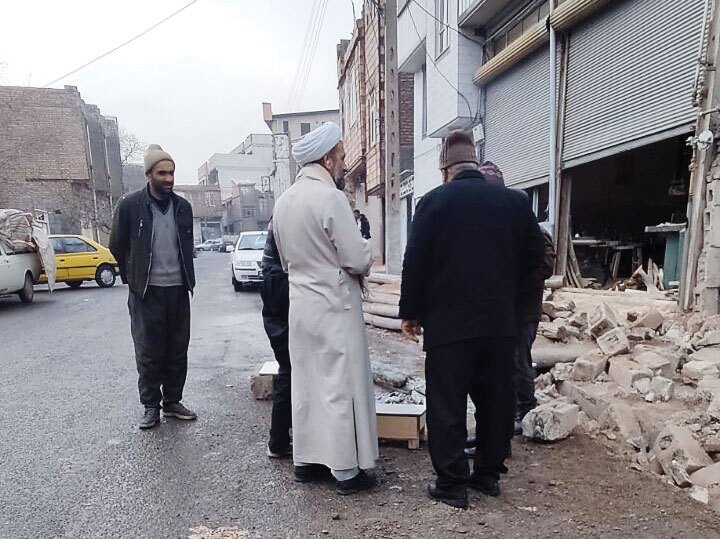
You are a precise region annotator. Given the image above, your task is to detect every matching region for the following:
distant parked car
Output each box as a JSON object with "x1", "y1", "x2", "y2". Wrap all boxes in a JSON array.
[
  {"x1": 39, "y1": 234, "x2": 119, "y2": 289},
  {"x1": 0, "y1": 240, "x2": 42, "y2": 303},
  {"x1": 231, "y1": 231, "x2": 267, "y2": 291},
  {"x1": 196, "y1": 239, "x2": 221, "y2": 252}
]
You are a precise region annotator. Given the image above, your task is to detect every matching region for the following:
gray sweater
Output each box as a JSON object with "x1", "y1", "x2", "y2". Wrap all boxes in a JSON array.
[{"x1": 149, "y1": 200, "x2": 184, "y2": 287}]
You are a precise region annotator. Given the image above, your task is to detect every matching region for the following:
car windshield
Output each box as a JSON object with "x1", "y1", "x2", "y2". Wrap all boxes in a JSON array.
[{"x1": 236, "y1": 233, "x2": 267, "y2": 250}]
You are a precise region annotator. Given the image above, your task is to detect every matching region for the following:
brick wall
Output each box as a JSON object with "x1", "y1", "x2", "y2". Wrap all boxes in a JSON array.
[
  {"x1": 399, "y1": 73, "x2": 415, "y2": 149},
  {"x1": 364, "y1": 0, "x2": 383, "y2": 193},
  {"x1": 338, "y1": 21, "x2": 367, "y2": 181}
]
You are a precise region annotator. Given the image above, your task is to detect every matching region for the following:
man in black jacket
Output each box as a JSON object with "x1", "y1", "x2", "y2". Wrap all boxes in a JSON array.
[
  {"x1": 109, "y1": 144, "x2": 197, "y2": 429},
  {"x1": 260, "y1": 221, "x2": 292, "y2": 458},
  {"x1": 399, "y1": 132, "x2": 544, "y2": 509}
]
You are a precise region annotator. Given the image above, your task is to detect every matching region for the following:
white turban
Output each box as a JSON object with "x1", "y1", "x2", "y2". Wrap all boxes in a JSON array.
[{"x1": 291, "y1": 122, "x2": 342, "y2": 166}]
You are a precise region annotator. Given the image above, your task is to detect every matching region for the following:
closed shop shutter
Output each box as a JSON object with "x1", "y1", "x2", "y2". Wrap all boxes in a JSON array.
[
  {"x1": 563, "y1": 0, "x2": 705, "y2": 168},
  {"x1": 483, "y1": 47, "x2": 551, "y2": 188}
]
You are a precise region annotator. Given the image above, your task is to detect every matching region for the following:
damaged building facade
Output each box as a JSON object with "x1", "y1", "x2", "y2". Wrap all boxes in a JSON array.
[
  {"x1": 397, "y1": 0, "x2": 720, "y2": 314},
  {"x1": 0, "y1": 85, "x2": 123, "y2": 243},
  {"x1": 338, "y1": 0, "x2": 414, "y2": 268}
]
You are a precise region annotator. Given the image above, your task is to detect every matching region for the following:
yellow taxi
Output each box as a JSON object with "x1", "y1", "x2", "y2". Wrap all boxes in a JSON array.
[{"x1": 39, "y1": 234, "x2": 120, "y2": 289}]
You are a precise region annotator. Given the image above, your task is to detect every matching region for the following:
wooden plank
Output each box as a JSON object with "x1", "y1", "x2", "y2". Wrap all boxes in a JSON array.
[
  {"x1": 366, "y1": 291, "x2": 401, "y2": 306},
  {"x1": 362, "y1": 302, "x2": 400, "y2": 318},
  {"x1": 555, "y1": 174, "x2": 572, "y2": 277}
]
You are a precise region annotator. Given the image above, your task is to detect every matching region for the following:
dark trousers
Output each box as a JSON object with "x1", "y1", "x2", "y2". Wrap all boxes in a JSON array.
[
  {"x1": 515, "y1": 322, "x2": 538, "y2": 418},
  {"x1": 268, "y1": 335, "x2": 292, "y2": 453},
  {"x1": 128, "y1": 286, "x2": 190, "y2": 408},
  {"x1": 426, "y1": 337, "x2": 516, "y2": 490}
]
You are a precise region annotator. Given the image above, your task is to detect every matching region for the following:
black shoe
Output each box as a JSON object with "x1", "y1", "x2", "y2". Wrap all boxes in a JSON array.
[
  {"x1": 514, "y1": 419, "x2": 524, "y2": 436},
  {"x1": 428, "y1": 482, "x2": 468, "y2": 509},
  {"x1": 139, "y1": 407, "x2": 160, "y2": 429},
  {"x1": 336, "y1": 470, "x2": 377, "y2": 496},
  {"x1": 294, "y1": 464, "x2": 331, "y2": 483},
  {"x1": 464, "y1": 446, "x2": 476, "y2": 459},
  {"x1": 468, "y1": 474, "x2": 500, "y2": 497},
  {"x1": 267, "y1": 443, "x2": 291, "y2": 459},
  {"x1": 162, "y1": 402, "x2": 197, "y2": 420}
]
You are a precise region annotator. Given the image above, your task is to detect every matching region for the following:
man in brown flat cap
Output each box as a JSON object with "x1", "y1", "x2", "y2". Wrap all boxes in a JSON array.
[
  {"x1": 110, "y1": 144, "x2": 197, "y2": 429},
  {"x1": 399, "y1": 131, "x2": 544, "y2": 508}
]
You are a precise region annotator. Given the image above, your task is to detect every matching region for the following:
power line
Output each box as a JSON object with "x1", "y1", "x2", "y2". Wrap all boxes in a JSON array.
[
  {"x1": 409, "y1": 0, "x2": 486, "y2": 48},
  {"x1": 288, "y1": 0, "x2": 329, "y2": 110},
  {"x1": 43, "y1": 0, "x2": 201, "y2": 88},
  {"x1": 407, "y1": 7, "x2": 474, "y2": 120},
  {"x1": 286, "y1": 0, "x2": 321, "y2": 109}
]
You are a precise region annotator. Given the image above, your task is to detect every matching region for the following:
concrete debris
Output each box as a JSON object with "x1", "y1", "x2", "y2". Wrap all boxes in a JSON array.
[
  {"x1": 588, "y1": 303, "x2": 621, "y2": 339},
  {"x1": 628, "y1": 327, "x2": 655, "y2": 342},
  {"x1": 250, "y1": 374, "x2": 273, "y2": 401},
  {"x1": 697, "y1": 378, "x2": 720, "y2": 401},
  {"x1": 703, "y1": 435, "x2": 720, "y2": 453},
  {"x1": 599, "y1": 402, "x2": 645, "y2": 450},
  {"x1": 634, "y1": 351, "x2": 674, "y2": 378},
  {"x1": 551, "y1": 362, "x2": 575, "y2": 382},
  {"x1": 634, "y1": 307, "x2": 665, "y2": 331},
  {"x1": 688, "y1": 347, "x2": 720, "y2": 365},
  {"x1": 707, "y1": 396, "x2": 720, "y2": 421},
  {"x1": 596, "y1": 328, "x2": 630, "y2": 357},
  {"x1": 689, "y1": 485, "x2": 710, "y2": 504},
  {"x1": 608, "y1": 358, "x2": 653, "y2": 392},
  {"x1": 569, "y1": 312, "x2": 588, "y2": 330},
  {"x1": 652, "y1": 425, "x2": 713, "y2": 486},
  {"x1": 650, "y1": 376, "x2": 674, "y2": 402},
  {"x1": 542, "y1": 300, "x2": 575, "y2": 319},
  {"x1": 633, "y1": 377, "x2": 652, "y2": 395},
  {"x1": 682, "y1": 360, "x2": 720, "y2": 381},
  {"x1": 522, "y1": 401, "x2": 580, "y2": 442},
  {"x1": 696, "y1": 330, "x2": 720, "y2": 348},
  {"x1": 690, "y1": 462, "x2": 720, "y2": 488},
  {"x1": 372, "y1": 363, "x2": 409, "y2": 390},
  {"x1": 571, "y1": 351, "x2": 608, "y2": 382}
]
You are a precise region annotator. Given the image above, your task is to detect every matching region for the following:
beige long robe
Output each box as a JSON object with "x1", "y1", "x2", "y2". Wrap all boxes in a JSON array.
[{"x1": 273, "y1": 163, "x2": 377, "y2": 471}]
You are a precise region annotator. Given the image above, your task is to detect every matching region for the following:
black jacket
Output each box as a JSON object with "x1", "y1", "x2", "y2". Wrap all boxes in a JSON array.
[
  {"x1": 523, "y1": 230, "x2": 556, "y2": 324},
  {"x1": 360, "y1": 216, "x2": 371, "y2": 239},
  {"x1": 399, "y1": 170, "x2": 545, "y2": 350},
  {"x1": 260, "y1": 223, "x2": 289, "y2": 342},
  {"x1": 109, "y1": 186, "x2": 196, "y2": 297}
]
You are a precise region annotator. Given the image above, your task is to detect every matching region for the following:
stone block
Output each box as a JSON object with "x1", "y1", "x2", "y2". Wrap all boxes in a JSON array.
[
  {"x1": 697, "y1": 330, "x2": 720, "y2": 348},
  {"x1": 538, "y1": 321, "x2": 568, "y2": 342},
  {"x1": 556, "y1": 380, "x2": 613, "y2": 420},
  {"x1": 634, "y1": 351, "x2": 674, "y2": 378},
  {"x1": 569, "y1": 312, "x2": 588, "y2": 330},
  {"x1": 633, "y1": 345, "x2": 684, "y2": 373},
  {"x1": 597, "y1": 328, "x2": 630, "y2": 357},
  {"x1": 653, "y1": 425, "x2": 713, "y2": 486},
  {"x1": 689, "y1": 347, "x2": 720, "y2": 364},
  {"x1": 609, "y1": 358, "x2": 653, "y2": 392},
  {"x1": 690, "y1": 462, "x2": 720, "y2": 488},
  {"x1": 699, "y1": 378, "x2": 720, "y2": 401},
  {"x1": 542, "y1": 300, "x2": 575, "y2": 319},
  {"x1": 599, "y1": 402, "x2": 645, "y2": 450},
  {"x1": 572, "y1": 351, "x2": 608, "y2": 382},
  {"x1": 634, "y1": 308, "x2": 665, "y2": 331},
  {"x1": 250, "y1": 374, "x2": 273, "y2": 400},
  {"x1": 551, "y1": 361, "x2": 575, "y2": 382},
  {"x1": 588, "y1": 303, "x2": 620, "y2": 338},
  {"x1": 650, "y1": 376, "x2": 674, "y2": 402},
  {"x1": 633, "y1": 378, "x2": 652, "y2": 395},
  {"x1": 683, "y1": 360, "x2": 720, "y2": 381},
  {"x1": 522, "y1": 401, "x2": 580, "y2": 442},
  {"x1": 628, "y1": 327, "x2": 654, "y2": 342},
  {"x1": 703, "y1": 435, "x2": 720, "y2": 453},
  {"x1": 708, "y1": 396, "x2": 720, "y2": 421}
]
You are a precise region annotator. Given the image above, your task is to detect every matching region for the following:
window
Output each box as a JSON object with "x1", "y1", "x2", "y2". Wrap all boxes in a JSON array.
[
  {"x1": 282, "y1": 120, "x2": 289, "y2": 134},
  {"x1": 242, "y1": 207, "x2": 256, "y2": 218},
  {"x1": 436, "y1": 0, "x2": 450, "y2": 56},
  {"x1": 348, "y1": 66, "x2": 359, "y2": 125},
  {"x1": 236, "y1": 232, "x2": 267, "y2": 250},
  {"x1": 368, "y1": 90, "x2": 378, "y2": 146},
  {"x1": 301, "y1": 122, "x2": 311, "y2": 136},
  {"x1": 485, "y1": 1, "x2": 551, "y2": 60},
  {"x1": 63, "y1": 237, "x2": 95, "y2": 254},
  {"x1": 421, "y1": 64, "x2": 428, "y2": 136},
  {"x1": 50, "y1": 238, "x2": 65, "y2": 254},
  {"x1": 205, "y1": 192, "x2": 217, "y2": 207}
]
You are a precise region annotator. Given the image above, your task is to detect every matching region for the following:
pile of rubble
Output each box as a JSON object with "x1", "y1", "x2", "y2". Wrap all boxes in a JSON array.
[
  {"x1": 372, "y1": 363, "x2": 425, "y2": 405},
  {"x1": 522, "y1": 298, "x2": 720, "y2": 512}
]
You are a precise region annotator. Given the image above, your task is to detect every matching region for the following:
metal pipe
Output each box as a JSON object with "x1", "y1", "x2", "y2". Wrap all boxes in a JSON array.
[{"x1": 549, "y1": 1, "x2": 558, "y2": 229}]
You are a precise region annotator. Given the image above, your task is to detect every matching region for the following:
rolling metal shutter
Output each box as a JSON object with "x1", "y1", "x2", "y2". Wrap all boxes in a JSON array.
[
  {"x1": 483, "y1": 47, "x2": 551, "y2": 188},
  {"x1": 562, "y1": 0, "x2": 705, "y2": 168}
]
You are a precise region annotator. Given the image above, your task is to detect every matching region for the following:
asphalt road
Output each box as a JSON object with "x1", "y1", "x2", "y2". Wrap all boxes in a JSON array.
[{"x1": 2, "y1": 253, "x2": 720, "y2": 539}]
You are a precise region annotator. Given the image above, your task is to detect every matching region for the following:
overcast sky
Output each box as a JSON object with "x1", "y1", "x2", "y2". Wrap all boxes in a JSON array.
[{"x1": 0, "y1": 0, "x2": 356, "y2": 183}]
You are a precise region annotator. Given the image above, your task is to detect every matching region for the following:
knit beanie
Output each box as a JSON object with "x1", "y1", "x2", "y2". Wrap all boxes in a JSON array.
[
  {"x1": 479, "y1": 160, "x2": 505, "y2": 187},
  {"x1": 439, "y1": 131, "x2": 478, "y2": 170},
  {"x1": 144, "y1": 144, "x2": 175, "y2": 174}
]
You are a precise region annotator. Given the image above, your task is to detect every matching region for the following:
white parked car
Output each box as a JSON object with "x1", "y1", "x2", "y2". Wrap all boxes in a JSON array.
[
  {"x1": 231, "y1": 231, "x2": 268, "y2": 291},
  {"x1": 0, "y1": 240, "x2": 42, "y2": 303}
]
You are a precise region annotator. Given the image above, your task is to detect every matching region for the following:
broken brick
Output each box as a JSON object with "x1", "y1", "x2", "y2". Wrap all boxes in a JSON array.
[
  {"x1": 597, "y1": 327, "x2": 630, "y2": 357},
  {"x1": 608, "y1": 358, "x2": 653, "y2": 392}
]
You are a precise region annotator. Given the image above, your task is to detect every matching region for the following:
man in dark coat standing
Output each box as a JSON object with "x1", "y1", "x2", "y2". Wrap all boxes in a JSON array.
[
  {"x1": 260, "y1": 221, "x2": 292, "y2": 458},
  {"x1": 399, "y1": 132, "x2": 544, "y2": 509},
  {"x1": 109, "y1": 144, "x2": 197, "y2": 429}
]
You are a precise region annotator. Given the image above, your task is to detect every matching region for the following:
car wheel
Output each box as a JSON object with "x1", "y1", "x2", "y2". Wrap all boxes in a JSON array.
[
  {"x1": 67, "y1": 281, "x2": 83, "y2": 289},
  {"x1": 96, "y1": 264, "x2": 116, "y2": 288},
  {"x1": 233, "y1": 276, "x2": 242, "y2": 292},
  {"x1": 18, "y1": 273, "x2": 34, "y2": 303}
]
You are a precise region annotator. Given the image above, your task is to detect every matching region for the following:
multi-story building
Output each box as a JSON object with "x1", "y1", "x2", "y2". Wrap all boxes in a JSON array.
[
  {"x1": 197, "y1": 134, "x2": 275, "y2": 202},
  {"x1": 338, "y1": 0, "x2": 414, "y2": 267},
  {"x1": 0, "y1": 85, "x2": 123, "y2": 243},
  {"x1": 222, "y1": 181, "x2": 274, "y2": 235},
  {"x1": 262, "y1": 103, "x2": 339, "y2": 199},
  {"x1": 398, "y1": 0, "x2": 720, "y2": 311},
  {"x1": 174, "y1": 184, "x2": 223, "y2": 244}
]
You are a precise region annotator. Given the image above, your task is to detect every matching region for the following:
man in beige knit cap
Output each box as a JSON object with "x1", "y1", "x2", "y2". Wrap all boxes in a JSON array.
[{"x1": 110, "y1": 145, "x2": 197, "y2": 429}]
